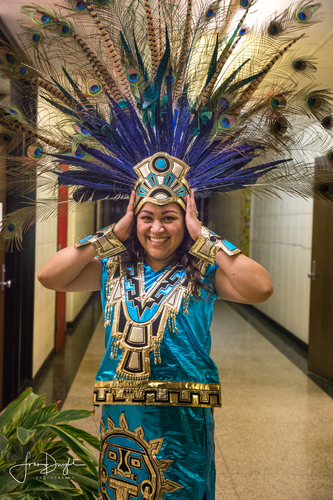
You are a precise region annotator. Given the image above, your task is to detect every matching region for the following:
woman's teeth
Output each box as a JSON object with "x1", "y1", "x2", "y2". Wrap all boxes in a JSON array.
[{"x1": 149, "y1": 237, "x2": 168, "y2": 243}]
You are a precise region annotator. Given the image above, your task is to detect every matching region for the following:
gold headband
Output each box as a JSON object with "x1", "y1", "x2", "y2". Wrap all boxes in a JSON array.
[{"x1": 134, "y1": 152, "x2": 191, "y2": 213}]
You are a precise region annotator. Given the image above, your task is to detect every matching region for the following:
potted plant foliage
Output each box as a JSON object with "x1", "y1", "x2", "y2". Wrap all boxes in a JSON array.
[{"x1": 0, "y1": 388, "x2": 100, "y2": 499}]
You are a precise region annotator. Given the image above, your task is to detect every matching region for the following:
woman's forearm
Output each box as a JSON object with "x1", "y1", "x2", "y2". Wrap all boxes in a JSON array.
[{"x1": 37, "y1": 244, "x2": 100, "y2": 291}]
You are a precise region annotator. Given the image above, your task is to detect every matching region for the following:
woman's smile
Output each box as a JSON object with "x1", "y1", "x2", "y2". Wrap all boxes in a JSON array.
[{"x1": 137, "y1": 202, "x2": 185, "y2": 270}]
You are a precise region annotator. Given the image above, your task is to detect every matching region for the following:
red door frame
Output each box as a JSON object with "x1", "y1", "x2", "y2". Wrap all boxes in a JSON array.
[{"x1": 55, "y1": 166, "x2": 68, "y2": 352}]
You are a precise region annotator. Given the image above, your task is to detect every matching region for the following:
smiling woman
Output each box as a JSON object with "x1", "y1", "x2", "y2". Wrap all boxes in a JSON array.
[
  {"x1": 136, "y1": 204, "x2": 185, "y2": 270},
  {"x1": 38, "y1": 175, "x2": 272, "y2": 500}
]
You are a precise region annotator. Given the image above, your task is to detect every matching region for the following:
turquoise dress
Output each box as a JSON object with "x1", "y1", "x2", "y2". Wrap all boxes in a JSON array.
[{"x1": 95, "y1": 258, "x2": 221, "y2": 500}]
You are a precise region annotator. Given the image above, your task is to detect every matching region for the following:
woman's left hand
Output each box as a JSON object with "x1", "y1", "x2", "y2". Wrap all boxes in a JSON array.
[{"x1": 185, "y1": 191, "x2": 202, "y2": 241}]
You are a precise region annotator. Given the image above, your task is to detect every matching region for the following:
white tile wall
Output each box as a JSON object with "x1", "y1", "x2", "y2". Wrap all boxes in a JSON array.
[
  {"x1": 33, "y1": 199, "x2": 57, "y2": 378},
  {"x1": 250, "y1": 193, "x2": 313, "y2": 344}
]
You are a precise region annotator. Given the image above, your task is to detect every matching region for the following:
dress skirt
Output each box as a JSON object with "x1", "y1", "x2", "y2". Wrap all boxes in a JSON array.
[{"x1": 99, "y1": 404, "x2": 216, "y2": 500}]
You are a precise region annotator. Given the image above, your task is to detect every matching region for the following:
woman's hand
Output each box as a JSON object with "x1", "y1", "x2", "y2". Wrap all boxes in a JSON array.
[
  {"x1": 185, "y1": 191, "x2": 202, "y2": 241},
  {"x1": 114, "y1": 190, "x2": 136, "y2": 242}
]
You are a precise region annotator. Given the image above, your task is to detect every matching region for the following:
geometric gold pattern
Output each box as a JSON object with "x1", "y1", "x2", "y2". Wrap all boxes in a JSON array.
[{"x1": 94, "y1": 380, "x2": 222, "y2": 408}]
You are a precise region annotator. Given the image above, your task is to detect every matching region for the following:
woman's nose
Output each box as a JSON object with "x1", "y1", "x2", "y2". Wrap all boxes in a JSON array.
[{"x1": 151, "y1": 219, "x2": 164, "y2": 232}]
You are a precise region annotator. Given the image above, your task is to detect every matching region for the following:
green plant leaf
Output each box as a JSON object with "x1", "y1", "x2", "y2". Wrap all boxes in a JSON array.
[
  {"x1": 2, "y1": 393, "x2": 45, "y2": 439},
  {"x1": 0, "y1": 460, "x2": 15, "y2": 472},
  {"x1": 59, "y1": 425, "x2": 100, "y2": 450},
  {"x1": 16, "y1": 427, "x2": 36, "y2": 445},
  {"x1": 22, "y1": 403, "x2": 58, "y2": 429},
  {"x1": 70, "y1": 472, "x2": 98, "y2": 490},
  {"x1": 80, "y1": 487, "x2": 98, "y2": 500},
  {"x1": 0, "y1": 433, "x2": 8, "y2": 452},
  {"x1": 0, "y1": 388, "x2": 32, "y2": 432},
  {"x1": 35, "y1": 425, "x2": 98, "y2": 476},
  {"x1": 30, "y1": 409, "x2": 93, "y2": 428},
  {"x1": 43, "y1": 475, "x2": 72, "y2": 489},
  {"x1": 0, "y1": 473, "x2": 19, "y2": 495}
]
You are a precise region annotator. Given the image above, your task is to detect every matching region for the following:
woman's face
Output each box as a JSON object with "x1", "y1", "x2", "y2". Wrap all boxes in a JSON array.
[{"x1": 137, "y1": 202, "x2": 185, "y2": 270}]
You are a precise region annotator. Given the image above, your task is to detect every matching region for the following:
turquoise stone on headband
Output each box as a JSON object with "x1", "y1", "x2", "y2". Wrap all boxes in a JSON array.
[{"x1": 156, "y1": 159, "x2": 167, "y2": 169}]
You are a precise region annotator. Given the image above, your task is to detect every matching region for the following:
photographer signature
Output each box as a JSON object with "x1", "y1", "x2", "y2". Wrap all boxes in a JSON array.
[{"x1": 9, "y1": 451, "x2": 85, "y2": 484}]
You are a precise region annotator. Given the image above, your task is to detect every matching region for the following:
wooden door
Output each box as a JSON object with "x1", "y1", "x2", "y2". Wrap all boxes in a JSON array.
[
  {"x1": 0, "y1": 161, "x2": 6, "y2": 409},
  {"x1": 308, "y1": 180, "x2": 333, "y2": 381}
]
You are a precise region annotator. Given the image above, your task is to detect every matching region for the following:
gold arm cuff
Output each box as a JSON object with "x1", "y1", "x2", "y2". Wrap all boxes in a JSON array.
[
  {"x1": 75, "y1": 223, "x2": 126, "y2": 259},
  {"x1": 189, "y1": 226, "x2": 241, "y2": 264},
  {"x1": 93, "y1": 380, "x2": 221, "y2": 408}
]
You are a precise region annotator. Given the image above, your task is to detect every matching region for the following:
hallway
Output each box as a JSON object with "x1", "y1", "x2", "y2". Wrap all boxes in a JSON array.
[{"x1": 63, "y1": 301, "x2": 333, "y2": 500}]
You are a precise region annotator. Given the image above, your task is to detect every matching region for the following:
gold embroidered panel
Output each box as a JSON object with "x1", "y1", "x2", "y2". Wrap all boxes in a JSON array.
[{"x1": 94, "y1": 380, "x2": 222, "y2": 408}]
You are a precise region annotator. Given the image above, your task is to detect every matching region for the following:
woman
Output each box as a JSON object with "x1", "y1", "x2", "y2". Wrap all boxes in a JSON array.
[{"x1": 38, "y1": 185, "x2": 273, "y2": 500}]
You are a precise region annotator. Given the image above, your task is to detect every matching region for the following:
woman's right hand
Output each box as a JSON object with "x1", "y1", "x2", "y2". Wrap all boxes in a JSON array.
[{"x1": 114, "y1": 190, "x2": 136, "y2": 242}]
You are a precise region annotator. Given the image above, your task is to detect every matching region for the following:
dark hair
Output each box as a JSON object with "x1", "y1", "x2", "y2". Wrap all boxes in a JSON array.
[{"x1": 120, "y1": 214, "x2": 211, "y2": 299}]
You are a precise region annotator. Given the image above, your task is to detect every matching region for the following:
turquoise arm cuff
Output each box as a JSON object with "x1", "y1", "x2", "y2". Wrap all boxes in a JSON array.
[
  {"x1": 189, "y1": 226, "x2": 241, "y2": 265},
  {"x1": 75, "y1": 223, "x2": 126, "y2": 259}
]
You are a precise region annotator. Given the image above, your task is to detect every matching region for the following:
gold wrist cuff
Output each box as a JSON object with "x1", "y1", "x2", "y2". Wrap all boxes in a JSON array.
[
  {"x1": 75, "y1": 223, "x2": 126, "y2": 259},
  {"x1": 189, "y1": 226, "x2": 241, "y2": 265}
]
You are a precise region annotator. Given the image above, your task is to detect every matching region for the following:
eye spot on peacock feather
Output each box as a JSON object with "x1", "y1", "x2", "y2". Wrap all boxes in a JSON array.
[
  {"x1": 34, "y1": 13, "x2": 51, "y2": 24},
  {"x1": 28, "y1": 32, "x2": 42, "y2": 45},
  {"x1": 293, "y1": 60, "x2": 307, "y2": 71},
  {"x1": 220, "y1": 97, "x2": 230, "y2": 108},
  {"x1": 322, "y1": 116, "x2": 332, "y2": 130},
  {"x1": 238, "y1": 25, "x2": 250, "y2": 36},
  {"x1": 165, "y1": 74, "x2": 174, "y2": 84},
  {"x1": 240, "y1": 0, "x2": 251, "y2": 7},
  {"x1": 3, "y1": 107, "x2": 22, "y2": 119},
  {"x1": 307, "y1": 95, "x2": 323, "y2": 110},
  {"x1": 319, "y1": 183, "x2": 333, "y2": 200},
  {"x1": 268, "y1": 22, "x2": 282, "y2": 35},
  {"x1": 27, "y1": 144, "x2": 44, "y2": 159},
  {"x1": 5, "y1": 53, "x2": 15, "y2": 63},
  {"x1": 74, "y1": 124, "x2": 89, "y2": 136},
  {"x1": 220, "y1": 115, "x2": 237, "y2": 129},
  {"x1": 74, "y1": 148, "x2": 85, "y2": 158},
  {"x1": 205, "y1": 3, "x2": 218, "y2": 19},
  {"x1": 270, "y1": 95, "x2": 286, "y2": 110},
  {"x1": 72, "y1": 0, "x2": 87, "y2": 11},
  {"x1": 0, "y1": 133, "x2": 13, "y2": 149},
  {"x1": 3, "y1": 222, "x2": 16, "y2": 239},
  {"x1": 126, "y1": 67, "x2": 140, "y2": 84},
  {"x1": 272, "y1": 117, "x2": 288, "y2": 135},
  {"x1": 14, "y1": 65, "x2": 27, "y2": 76},
  {"x1": 296, "y1": 10, "x2": 312, "y2": 22},
  {"x1": 86, "y1": 79, "x2": 102, "y2": 96},
  {"x1": 58, "y1": 24, "x2": 71, "y2": 36}
]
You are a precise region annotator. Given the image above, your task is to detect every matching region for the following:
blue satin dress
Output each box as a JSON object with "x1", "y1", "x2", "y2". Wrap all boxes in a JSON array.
[{"x1": 95, "y1": 260, "x2": 221, "y2": 500}]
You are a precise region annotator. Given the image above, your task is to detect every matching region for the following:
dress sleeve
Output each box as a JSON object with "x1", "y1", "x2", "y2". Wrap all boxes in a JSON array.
[{"x1": 201, "y1": 262, "x2": 220, "y2": 301}]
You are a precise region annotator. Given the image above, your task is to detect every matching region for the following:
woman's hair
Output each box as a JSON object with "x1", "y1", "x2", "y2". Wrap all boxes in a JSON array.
[{"x1": 120, "y1": 214, "x2": 211, "y2": 299}]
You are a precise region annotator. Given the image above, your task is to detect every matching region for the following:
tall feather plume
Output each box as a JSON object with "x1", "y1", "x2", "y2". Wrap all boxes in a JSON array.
[
  {"x1": 144, "y1": 0, "x2": 159, "y2": 74},
  {"x1": 0, "y1": 0, "x2": 332, "y2": 250}
]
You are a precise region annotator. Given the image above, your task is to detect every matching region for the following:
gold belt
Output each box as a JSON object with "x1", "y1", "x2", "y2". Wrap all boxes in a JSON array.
[{"x1": 94, "y1": 380, "x2": 222, "y2": 408}]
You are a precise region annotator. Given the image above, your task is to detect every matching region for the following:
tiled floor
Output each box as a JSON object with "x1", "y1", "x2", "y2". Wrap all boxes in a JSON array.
[{"x1": 63, "y1": 301, "x2": 333, "y2": 499}]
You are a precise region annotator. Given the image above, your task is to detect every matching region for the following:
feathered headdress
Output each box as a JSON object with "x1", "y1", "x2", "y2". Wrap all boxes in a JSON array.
[{"x1": 0, "y1": 0, "x2": 332, "y2": 249}]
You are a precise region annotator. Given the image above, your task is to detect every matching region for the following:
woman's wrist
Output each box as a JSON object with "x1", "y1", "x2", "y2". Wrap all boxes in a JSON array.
[{"x1": 189, "y1": 226, "x2": 241, "y2": 265}]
